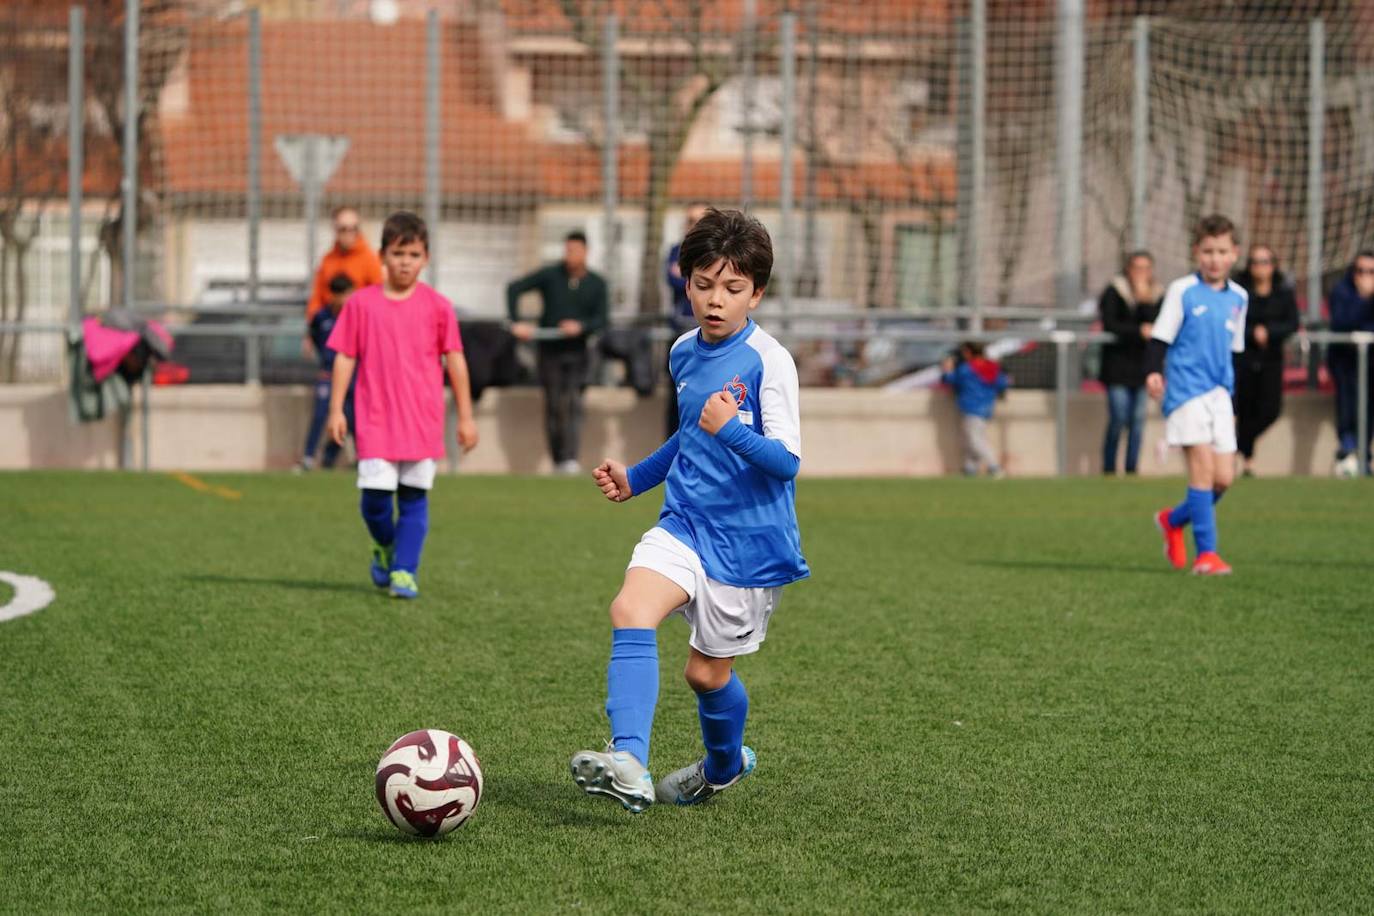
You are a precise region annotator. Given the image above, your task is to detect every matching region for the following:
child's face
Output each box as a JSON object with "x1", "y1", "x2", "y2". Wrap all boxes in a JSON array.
[
  {"x1": 382, "y1": 238, "x2": 428, "y2": 292},
  {"x1": 687, "y1": 258, "x2": 764, "y2": 343},
  {"x1": 1194, "y1": 233, "x2": 1238, "y2": 286},
  {"x1": 329, "y1": 289, "x2": 352, "y2": 313}
]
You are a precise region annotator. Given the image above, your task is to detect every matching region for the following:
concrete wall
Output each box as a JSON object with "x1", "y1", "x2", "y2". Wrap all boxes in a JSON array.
[{"x1": 0, "y1": 384, "x2": 1344, "y2": 477}]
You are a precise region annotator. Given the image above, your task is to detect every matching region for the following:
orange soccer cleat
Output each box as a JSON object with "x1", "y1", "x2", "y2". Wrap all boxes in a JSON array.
[
  {"x1": 1155, "y1": 508, "x2": 1188, "y2": 570},
  {"x1": 1191, "y1": 552, "x2": 1232, "y2": 576}
]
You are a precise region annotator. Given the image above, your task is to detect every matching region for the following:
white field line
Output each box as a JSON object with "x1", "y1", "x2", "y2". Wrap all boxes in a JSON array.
[{"x1": 0, "y1": 572, "x2": 55, "y2": 623}]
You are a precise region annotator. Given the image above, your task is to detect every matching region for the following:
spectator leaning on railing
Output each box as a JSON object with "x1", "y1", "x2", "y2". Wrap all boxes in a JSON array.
[
  {"x1": 1328, "y1": 250, "x2": 1374, "y2": 476},
  {"x1": 1097, "y1": 250, "x2": 1163, "y2": 476}
]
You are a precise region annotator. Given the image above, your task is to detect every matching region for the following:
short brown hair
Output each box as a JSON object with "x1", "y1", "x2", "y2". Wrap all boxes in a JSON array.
[
  {"x1": 379, "y1": 210, "x2": 428, "y2": 253},
  {"x1": 677, "y1": 207, "x2": 773, "y2": 289},
  {"x1": 1193, "y1": 214, "x2": 1237, "y2": 247}
]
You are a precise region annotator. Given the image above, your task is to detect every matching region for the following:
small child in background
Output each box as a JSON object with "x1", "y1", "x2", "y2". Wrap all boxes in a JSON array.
[
  {"x1": 299, "y1": 273, "x2": 355, "y2": 471},
  {"x1": 941, "y1": 342, "x2": 1009, "y2": 478}
]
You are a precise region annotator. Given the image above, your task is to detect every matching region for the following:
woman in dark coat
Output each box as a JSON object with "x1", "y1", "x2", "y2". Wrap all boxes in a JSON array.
[
  {"x1": 1233, "y1": 244, "x2": 1300, "y2": 475},
  {"x1": 1098, "y1": 250, "x2": 1163, "y2": 474}
]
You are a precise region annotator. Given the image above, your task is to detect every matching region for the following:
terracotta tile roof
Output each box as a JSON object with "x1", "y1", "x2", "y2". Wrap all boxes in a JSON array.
[{"x1": 502, "y1": 0, "x2": 952, "y2": 37}]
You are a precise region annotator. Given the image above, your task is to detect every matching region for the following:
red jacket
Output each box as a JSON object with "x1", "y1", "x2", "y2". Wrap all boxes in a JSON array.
[{"x1": 306, "y1": 236, "x2": 384, "y2": 319}]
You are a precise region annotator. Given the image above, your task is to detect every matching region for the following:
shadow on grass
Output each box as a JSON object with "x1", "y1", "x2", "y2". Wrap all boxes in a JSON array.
[
  {"x1": 184, "y1": 573, "x2": 377, "y2": 595},
  {"x1": 972, "y1": 559, "x2": 1174, "y2": 575},
  {"x1": 488, "y1": 773, "x2": 641, "y2": 828}
]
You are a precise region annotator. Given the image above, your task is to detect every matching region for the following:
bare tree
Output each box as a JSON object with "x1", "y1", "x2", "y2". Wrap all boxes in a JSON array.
[
  {"x1": 0, "y1": 5, "x2": 69, "y2": 381},
  {"x1": 549, "y1": 0, "x2": 746, "y2": 314}
]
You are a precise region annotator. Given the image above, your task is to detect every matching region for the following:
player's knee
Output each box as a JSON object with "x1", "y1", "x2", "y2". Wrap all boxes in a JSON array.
[
  {"x1": 608, "y1": 593, "x2": 648, "y2": 629},
  {"x1": 683, "y1": 658, "x2": 730, "y2": 693}
]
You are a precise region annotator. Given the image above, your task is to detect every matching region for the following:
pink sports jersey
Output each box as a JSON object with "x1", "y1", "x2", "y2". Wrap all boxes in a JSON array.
[{"x1": 326, "y1": 282, "x2": 462, "y2": 461}]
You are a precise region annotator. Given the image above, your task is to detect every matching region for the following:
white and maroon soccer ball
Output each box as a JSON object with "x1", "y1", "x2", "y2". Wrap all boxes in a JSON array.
[{"x1": 374, "y1": 729, "x2": 483, "y2": 837}]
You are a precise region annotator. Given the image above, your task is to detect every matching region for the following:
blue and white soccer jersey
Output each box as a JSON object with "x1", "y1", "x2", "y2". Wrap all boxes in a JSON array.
[
  {"x1": 1152, "y1": 273, "x2": 1248, "y2": 452},
  {"x1": 626, "y1": 320, "x2": 809, "y2": 658}
]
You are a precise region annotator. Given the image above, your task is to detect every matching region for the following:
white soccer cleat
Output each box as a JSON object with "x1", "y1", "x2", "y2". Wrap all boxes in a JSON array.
[
  {"x1": 654, "y1": 745, "x2": 756, "y2": 806},
  {"x1": 1334, "y1": 452, "x2": 1360, "y2": 479},
  {"x1": 569, "y1": 745, "x2": 654, "y2": 813}
]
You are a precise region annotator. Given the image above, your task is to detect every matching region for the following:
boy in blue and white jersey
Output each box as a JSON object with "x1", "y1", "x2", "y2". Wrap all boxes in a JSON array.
[
  {"x1": 570, "y1": 208, "x2": 808, "y2": 812},
  {"x1": 1147, "y1": 214, "x2": 1247, "y2": 576}
]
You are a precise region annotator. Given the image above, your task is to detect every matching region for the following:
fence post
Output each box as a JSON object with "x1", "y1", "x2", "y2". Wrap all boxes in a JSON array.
[
  {"x1": 1357, "y1": 332, "x2": 1371, "y2": 474},
  {"x1": 1053, "y1": 330, "x2": 1074, "y2": 477},
  {"x1": 122, "y1": 0, "x2": 138, "y2": 310},
  {"x1": 1307, "y1": 18, "x2": 1325, "y2": 325},
  {"x1": 740, "y1": 0, "x2": 755, "y2": 211},
  {"x1": 140, "y1": 366, "x2": 150, "y2": 471},
  {"x1": 601, "y1": 14, "x2": 618, "y2": 305},
  {"x1": 957, "y1": 0, "x2": 986, "y2": 328},
  {"x1": 425, "y1": 7, "x2": 441, "y2": 288},
  {"x1": 1054, "y1": 0, "x2": 1084, "y2": 312},
  {"x1": 1131, "y1": 16, "x2": 1148, "y2": 251},
  {"x1": 247, "y1": 8, "x2": 261, "y2": 306},
  {"x1": 69, "y1": 6, "x2": 84, "y2": 330},
  {"x1": 778, "y1": 12, "x2": 795, "y2": 325}
]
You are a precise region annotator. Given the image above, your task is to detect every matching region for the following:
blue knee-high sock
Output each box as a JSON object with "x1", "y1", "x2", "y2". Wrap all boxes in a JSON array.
[
  {"x1": 393, "y1": 486, "x2": 429, "y2": 574},
  {"x1": 360, "y1": 489, "x2": 395, "y2": 547},
  {"x1": 1169, "y1": 486, "x2": 1226, "y2": 528},
  {"x1": 1188, "y1": 486, "x2": 1217, "y2": 554},
  {"x1": 605, "y1": 628, "x2": 658, "y2": 767},
  {"x1": 1212, "y1": 489, "x2": 1225, "y2": 506},
  {"x1": 699, "y1": 672, "x2": 749, "y2": 785}
]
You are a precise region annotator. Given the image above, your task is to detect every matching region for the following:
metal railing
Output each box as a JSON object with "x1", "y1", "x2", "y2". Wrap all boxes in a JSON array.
[{"x1": 1, "y1": 319, "x2": 1369, "y2": 478}]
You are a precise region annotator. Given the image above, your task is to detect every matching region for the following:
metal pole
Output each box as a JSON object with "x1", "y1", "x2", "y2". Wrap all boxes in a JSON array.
[
  {"x1": 303, "y1": 136, "x2": 318, "y2": 286},
  {"x1": 969, "y1": 0, "x2": 985, "y2": 329},
  {"x1": 1357, "y1": 333, "x2": 1371, "y2": 474},
  {"x1": 425, "y1": 8, "x2": 441, "y2": 287},
  {"x1": 779, "y1": 12, "x2": 795, "y2": 324},
  {"x1": 1054, "y1": 330, "x2": 1073, "y2": 476},
  {"x1": 1307, "y1": 18, "x2": 1324, "y2": 325},
  {"x1": 1131, "y1": 16, "x2": 1149, "y2": 251},
  {"x1": 1054, "y1": 0, "x2": 1084, "y2": 312},
  {"x1": 957, "y1": 0, "x2": 985, "y2": 328},
  {"x1": 247, "y1": 8, "x2": 261, "y2": 306},
  {"x1": 68, "y1": 6, "x2": 84, "y2": 329},
  {"x1": 740, "y1": 0, "x2": 755, "y2": 210},
  {"x1": 140, "y1": 365, "x2": 150, "y2": 471},
  {"x1": 122, "y1": 0, "x2": 138, "y2": 308},
  {"x1": 602, "y1": 14, "x2": 618, "y2": 306}
]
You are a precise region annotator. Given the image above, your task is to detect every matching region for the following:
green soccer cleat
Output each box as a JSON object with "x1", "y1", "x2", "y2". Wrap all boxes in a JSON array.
[
  {"x1": 388, "y1": 569, "x2": 418, "y2": 599},
  {"x1": 654, "y1": 746, "x2": 756, "y2": 806},
  {"x1": 370, "y1": 542, "x2": 394, "y2": 588},
  {"x1": 569, "y1": 744, "x2": 655, "y2": 813}
]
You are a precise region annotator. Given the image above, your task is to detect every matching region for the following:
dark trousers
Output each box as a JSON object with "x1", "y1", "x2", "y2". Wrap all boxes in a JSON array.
[
  {"x1": 1102, "y1": 384, "x2": 1147, "y2": 473},
  {"x1": 538, "y1": 348, "x2": 589, "y2": 464},
  {"x1": 303, "y1": 377, "x2": 353, "y2": 467},
  {"x1": 1234, "y1": 360, "x2": 1284, "y2": 459},
  {"x1": 1330, "y1": 353, "x2": 1374, "y2": 456}
]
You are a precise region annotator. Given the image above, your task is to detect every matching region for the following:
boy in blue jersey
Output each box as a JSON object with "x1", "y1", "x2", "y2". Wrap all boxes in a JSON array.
[
  {"x1": 1148, "y1": 214, "x2": 1248, "y2": 576},
  {"x1": 570, "y1": 208, "x2": 808, "y2": 812}
]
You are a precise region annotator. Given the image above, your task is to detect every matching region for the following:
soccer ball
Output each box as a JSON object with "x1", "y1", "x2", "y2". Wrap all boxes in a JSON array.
[{"x1": 375, "y1": 729, "x2": 483, "y2": 837}]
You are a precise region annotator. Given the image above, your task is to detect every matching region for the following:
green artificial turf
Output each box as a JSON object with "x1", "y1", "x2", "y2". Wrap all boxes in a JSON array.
[{"x1": 0, "y1": 472, "x2": 1371, "y2": 913}]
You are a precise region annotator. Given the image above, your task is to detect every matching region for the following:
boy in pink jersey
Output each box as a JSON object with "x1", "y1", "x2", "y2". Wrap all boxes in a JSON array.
[{"x1": 325, "y1": 211, "x2": 478, "y2": 598}]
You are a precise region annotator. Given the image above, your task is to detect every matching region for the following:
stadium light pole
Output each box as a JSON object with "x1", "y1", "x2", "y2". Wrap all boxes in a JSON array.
[
  {"x1": 68, "y1": 6, "x2": 84, "y2": 331},
  {"x1": 1054, "y1": 0, "x2": 1083, "y2": 313}
]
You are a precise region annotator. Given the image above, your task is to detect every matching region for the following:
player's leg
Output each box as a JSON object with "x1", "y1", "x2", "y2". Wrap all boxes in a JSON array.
[
  {"x1": 357, "y1": 459, "x2": 398, "y2": 587},
  {"x1": 1185, "y1": 440, "x2": 1229, "y2": 575},
  {"x1": 685, "y1": 649, "x2": 753, "y2": 786},
  {"x1": 570, "y1": 566, "x2": 687, "y2": 812},
  {"x1": 387, "y1": 463, "x2": 435, "y2": 598}
]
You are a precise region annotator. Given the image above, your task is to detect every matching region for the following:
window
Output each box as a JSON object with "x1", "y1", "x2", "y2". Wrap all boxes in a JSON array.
[{"x1": 895, "y1": 223, "x2": 956, "y2": 309}]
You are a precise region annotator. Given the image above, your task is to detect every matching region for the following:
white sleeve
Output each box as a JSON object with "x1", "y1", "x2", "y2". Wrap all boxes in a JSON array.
[
  {"x1": 1152, "y1": 279, "x2": 1185, "y2": 344},
  {"x1": 759, "y1": 346, "x2": 802, "y2": 459},
  {"x1": 1231, "y1": 287, "x2": 1249, "y2": 354}
]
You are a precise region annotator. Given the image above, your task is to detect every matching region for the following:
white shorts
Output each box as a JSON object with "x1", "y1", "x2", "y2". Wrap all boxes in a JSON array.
[
  {"x1": 1165, "y1": 387, "x2": 1237, "y2": 453},
  {"x1": 356, "y1": 458, "x2": 437, "y2": 491},
  {"x1": 627, "y1": 527, "x2": 780, "y2": 659}
]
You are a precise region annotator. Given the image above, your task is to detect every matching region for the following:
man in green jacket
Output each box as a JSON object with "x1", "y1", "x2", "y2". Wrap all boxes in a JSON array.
[{"x1": 507, "y1": 230, "x2": 609, "y2": 474}]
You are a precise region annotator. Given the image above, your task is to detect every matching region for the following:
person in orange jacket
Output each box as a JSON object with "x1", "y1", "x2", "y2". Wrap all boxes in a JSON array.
[{"x1": 303, "y1": 206, "x2": 384, "y2": 355}]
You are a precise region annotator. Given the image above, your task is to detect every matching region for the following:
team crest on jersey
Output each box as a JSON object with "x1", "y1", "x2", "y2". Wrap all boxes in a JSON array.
[{"x1": 723, "y1": 375, "x2": 749, "y2": 407}]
